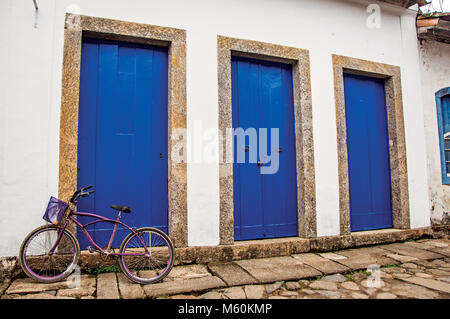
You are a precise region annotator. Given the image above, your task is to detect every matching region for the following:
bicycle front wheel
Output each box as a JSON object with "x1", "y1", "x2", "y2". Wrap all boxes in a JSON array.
[
  {"x1": 119, "y1": 227, "x2": 174, "y2": 284},
  {"x1": 19, "y1": 225, "x2": 80, "y2": 283}
]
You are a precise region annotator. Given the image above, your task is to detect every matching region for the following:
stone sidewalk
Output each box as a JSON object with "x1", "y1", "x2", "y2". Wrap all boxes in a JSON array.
[{"x1": 1, "y1": 238, "x2": 450, "y2": 299}]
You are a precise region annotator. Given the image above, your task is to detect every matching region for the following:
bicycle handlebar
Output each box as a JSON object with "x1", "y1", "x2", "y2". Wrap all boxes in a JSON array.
[
  {"x1": 70, "y1": 185, "x2": 95, "y2": 203},
  {"x1": 81, "y1": 190, "x2": 95, "y2": 197}
]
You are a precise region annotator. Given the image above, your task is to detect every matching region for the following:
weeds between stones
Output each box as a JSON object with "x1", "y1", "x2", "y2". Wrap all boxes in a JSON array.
[{"x1": 84, "y1": 265, "x2": 121, "y2": 275}]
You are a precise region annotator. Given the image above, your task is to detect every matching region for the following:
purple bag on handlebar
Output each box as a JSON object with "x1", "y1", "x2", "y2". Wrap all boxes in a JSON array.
[{"x1": 43, "y1": 196, "x2": 69, "y2": 224}]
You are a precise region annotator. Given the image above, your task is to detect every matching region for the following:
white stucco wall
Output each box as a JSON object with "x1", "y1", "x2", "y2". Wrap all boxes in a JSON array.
[
  {"x1": 419, "y1": 39, "x2": 450, "y2": 226},
  {"x1": 0, "y1": 0, "x2": 431, "y2": 257}
]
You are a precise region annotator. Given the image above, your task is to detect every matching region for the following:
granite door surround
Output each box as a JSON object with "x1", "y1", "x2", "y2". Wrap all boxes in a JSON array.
[
  {"x1": 217, "y1": 35, "x2": 317, "y2": 245},
  {"x1": 332, "y1": 54, "x2": 410, "y2": 235},
  {"x1": 59, "y1": 14, "x2": 188, "y2": 247}
]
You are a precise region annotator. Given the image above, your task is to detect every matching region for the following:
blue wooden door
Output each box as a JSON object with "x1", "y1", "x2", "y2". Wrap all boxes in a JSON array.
[
  {"x1": 344, "y1": 73, "x2": 393, "y2": 231},
  {"x1": 232, "y1": 56, "x2": 298, "y2": 240},
  {"x1": 77, "y1": 38, "x2": 168, "y2": 249}
]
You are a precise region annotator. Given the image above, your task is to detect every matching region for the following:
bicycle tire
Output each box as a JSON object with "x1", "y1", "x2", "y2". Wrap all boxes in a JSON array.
[
  {"x1": 118, "y1": 227, "x2": 175, "y2": 284},
  {"x1": 19, "y1": 225, "x2": 80, "y2": 283}
]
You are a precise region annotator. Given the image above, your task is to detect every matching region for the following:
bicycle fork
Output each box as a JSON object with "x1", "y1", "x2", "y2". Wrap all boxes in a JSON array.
[{"x1": 48, "y1": 219, "x2": 70, "y2": 256}]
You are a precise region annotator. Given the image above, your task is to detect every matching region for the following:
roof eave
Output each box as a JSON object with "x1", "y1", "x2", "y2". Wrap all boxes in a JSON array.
[
  {"x1": 418, "y1": 19, "x2": 450, "y2": 44},
  {"x1": 378, "y1": 0, "x2": 419, "y2": 8}
]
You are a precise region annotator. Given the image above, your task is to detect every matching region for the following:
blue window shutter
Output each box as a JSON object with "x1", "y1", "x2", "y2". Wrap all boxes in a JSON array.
[{"x1": 435, "y1": 87, "x2": 450, "y2": 185}]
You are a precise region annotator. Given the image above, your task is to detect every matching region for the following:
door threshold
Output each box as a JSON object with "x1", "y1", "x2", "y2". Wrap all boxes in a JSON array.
[{"x1": 350, "y1": 228, "x2": 401, "y2": 235}]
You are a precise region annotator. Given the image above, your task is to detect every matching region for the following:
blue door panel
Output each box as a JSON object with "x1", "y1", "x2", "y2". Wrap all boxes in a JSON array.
[
  {"x1": 232, "y1": 56, "x2": 298, "y2": 240},
  {"x1": 77, "y1": 40, "x2": 99, "y2": 249},
  {"x1": 343, "y1": 73, "x2": 393, "y2": 231},
  {"x1": 95, "y1": 41, "x2": 120, "y2": 247},
  {"x1": 77, "y1": 38, "x2": 168, "y2": 249},
  {"x1": 366, "y1": 80, "x2": 392, "y2": 218},
  {"x1": 260, "y1": 63, "x2": 298, "y2": 238},
  {"x1": 145, "y1": 48, "x2": 169, "y2": 230},
  {"x1": 232, "y1": 60, "x2": 264, "y2": 240}
]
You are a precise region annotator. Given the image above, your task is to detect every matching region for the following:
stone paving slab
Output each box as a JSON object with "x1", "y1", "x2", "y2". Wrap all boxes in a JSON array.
[
  {"x1": 429, "y1": 247, "x2": 450, "y2": 258},
  {"x1": 380, "y1": 243, "x2": 445, "y2": 260},
  {"x1": 4, "y1": 274, "x2": 96, "y2": 297},
  {"x1": 143, "y1": 276, "x2": 226, "y2": 298},
  {"x1": 292, "y1": 253, "x2": 351, "y2": 274},
  {"x1": 96, "y1": 272, "x2": 120, "y2": 299},
  {"x1": 117, "y1": 273, "x2": 145, "y2": 299},
  {"x1": 310, "y1": 280, "x2": 338, "y2": 291},
  {"x1": 222, "y1": 286, "x2": 247, "y2": 299},
  {"x1": 390, "y1": 280, "x2": 440, "y2": 299},
  {"x1": 319, "y1": 252, "x2": 348, "y2": 260},
  {"x1": 207, "y1": 262, "x2": 258, "y2": 286},
  {"x1": 136, "y1": 264, "x2": 213, "y2": 287},
  {"x1": 419, "y1": 239, "x2": 450, "y2": 246},
  {"x1": 404, "y1": 241, "x2": 444, "y2": 251},
  {"x1": 6, "y1": 278, "x2": 72, "y2": 295},
  {"x1": 430, "y1": 258, "x2": 450, "y2": 267},
  {"x1": 13, "y1": 292, "x2": 74, "y2": 299},
  {"x1": 427, "y1": 269, "x2": 450, "y2": 276},
  {"x1": 321, "y1": 273, "x2": 347, "y2": 282},
  {"x1": 199, "y1": 290, "x2": 224, "y2": 299},
  {"x1": 244, "y1": 285, "x2": 265, "y2": 299},
  {"x1": 397, "y1": 276, "x2": 450, "y2": 294},
  {"x1": 385, "y1": 253, "x2": 419, "y2": 263},
  {"x1": 425, "y1": 246, "x2": 448, "y2": 258},
  {"x1": 411, "y1": 259, "x2": 450, "y2": 269},
  {"x1": 438, "y1": 276, "x2": 450, "y2": 283},
  {"x1": 235, "y1": 256, "x2": 322, "y2": 283},
  {"x1": 163, "y1": 264, "x2": 211, "y2": 281},
  {"x1": 330, "y1": 247, "x2": 398, "y2": 270},
  {"x1": 56, "y1": 285, "x2": 96, "y2": 298},
  {"x1": 0, "y1": 281, "x2": 10, "y2": 295}
]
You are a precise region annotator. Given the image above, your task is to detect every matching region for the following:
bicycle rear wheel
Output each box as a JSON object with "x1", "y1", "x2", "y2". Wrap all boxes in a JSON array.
[
  {"x1": 19, "y1": 225, "x2": 80, "y2": 283},
  {"x1": 118, "y1": 227, "x2": 174, "y2": 284}
]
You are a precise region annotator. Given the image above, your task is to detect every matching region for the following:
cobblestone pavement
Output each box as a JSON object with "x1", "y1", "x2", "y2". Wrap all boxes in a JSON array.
[{"x1": 1, "y1": 238, "x2": 450, "y2": 299}]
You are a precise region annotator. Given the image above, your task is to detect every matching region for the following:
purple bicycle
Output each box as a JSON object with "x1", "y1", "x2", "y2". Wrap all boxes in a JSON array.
[{"x1": 18, "y1": 185, "x2": 174, "y2": 285}]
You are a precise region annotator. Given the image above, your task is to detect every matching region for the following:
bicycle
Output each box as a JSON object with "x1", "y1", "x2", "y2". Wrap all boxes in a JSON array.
[{"x1": 18, "y1": 185, "x2": 175, "y2": 285}]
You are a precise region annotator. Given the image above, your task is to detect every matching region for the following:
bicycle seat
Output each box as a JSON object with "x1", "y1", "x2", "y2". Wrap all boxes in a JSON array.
[{"x1": 110, "y1": 205, "x2": 131, "y2": 213}]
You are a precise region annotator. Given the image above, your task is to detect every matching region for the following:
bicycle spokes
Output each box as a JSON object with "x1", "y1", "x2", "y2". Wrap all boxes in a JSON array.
[
  {"x1": 20, "y1": 226, "x2": 79, "y2": 282},
  {"x1": 119, "y1": 228, "x2": 174, "y2": 284}
]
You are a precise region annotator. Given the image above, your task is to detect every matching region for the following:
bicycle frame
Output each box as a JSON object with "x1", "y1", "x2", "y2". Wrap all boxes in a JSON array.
[{"x1": 49, "y1": 209, "x2": 149, "y2": 257}]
